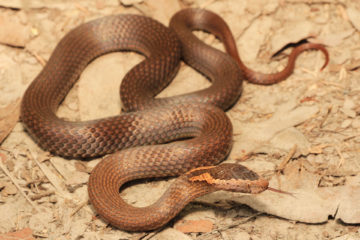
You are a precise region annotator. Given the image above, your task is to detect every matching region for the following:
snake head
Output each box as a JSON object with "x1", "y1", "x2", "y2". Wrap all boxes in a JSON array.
[{"x1": 185, "y1": 163, "x2": 269, "y2": 194}]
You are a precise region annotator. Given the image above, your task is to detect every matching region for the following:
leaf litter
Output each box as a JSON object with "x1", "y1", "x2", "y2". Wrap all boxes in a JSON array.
[{"x1": 0, "y1": 0, "x2": 360, "y2": 239}]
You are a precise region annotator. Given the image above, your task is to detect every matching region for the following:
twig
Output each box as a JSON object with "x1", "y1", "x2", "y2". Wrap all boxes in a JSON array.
[
  {"x1": 277, "y1": 144, "x2": 297, "y2": 172},
  {"x1": 335, "y1": 147, "x2": 346, "y2": 168},
  {"x1": 32, "y1": 232, "x2": 49, "y2": 238},
  {"x1": 70, "y1": 199, "x2": 88, "y2": 217},
  {"x1": 0, "y1": 153, "x2": 39, "y2": 212},
  {"x1": 342, "y1": 134, "x2": 360, "y2": 141},
  {"x1": 274, "y1": 145, "x2": 297, "y2": 193},
  {"x1": 30, "y1": 190, "x2": 55, "y2": 201},
  {"x1": 320, "y1": 80, "x2": 345, "y2": 89},
  {"x1": 26, "y1": 178, "x2": 50, "y2": 187},
  {"x1": 236, "y1": 152, "x2": 254, "y2": 162},
  {"x1": 25, "y1": 48, "x2": 46, "y2": 66},
  {"x1": 133, "y1": 227, "x2": 162, "y2": 240},
  {"x1": 201, "y1": 213, "x2": 263, "y2": 237},
  {"x1": 74, "y1": 3, "x2": 91, "y2": 15},
  {"x1": 27, "y1": 150, "x2": 71, "y2": 199},
  {"x1": 300, "y1": 67, "x2": 319, "y2": 78},
  {"x1": 320, "y1": 105, "x2": 332, "y2": 128}
]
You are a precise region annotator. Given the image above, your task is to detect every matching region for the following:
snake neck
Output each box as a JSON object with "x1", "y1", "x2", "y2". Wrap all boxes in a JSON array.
[{"x1": 88, "y1": 148, "x2": 218, "y2": 231}]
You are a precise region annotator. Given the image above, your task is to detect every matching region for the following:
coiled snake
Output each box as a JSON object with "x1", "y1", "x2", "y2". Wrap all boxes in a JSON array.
[{"x1": 21, "y1": 8, "x2": 328, "y2": 231}]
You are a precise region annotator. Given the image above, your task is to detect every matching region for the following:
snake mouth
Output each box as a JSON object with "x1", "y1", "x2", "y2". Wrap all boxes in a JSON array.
[
  {"x1": 210, "y1": 178, "x2": 269, "y2": 194},
  {"x1": 248, "y1": 178, "x2": 269, "y2": 194}
]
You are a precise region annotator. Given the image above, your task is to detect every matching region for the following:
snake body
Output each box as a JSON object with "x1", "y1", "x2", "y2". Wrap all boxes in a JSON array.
[{"x1": 21, "y1": 8, "x2": 328, "y2": 231}]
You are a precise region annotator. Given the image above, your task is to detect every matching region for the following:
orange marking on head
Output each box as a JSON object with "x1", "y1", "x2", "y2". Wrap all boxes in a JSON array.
[
  {"x1": 186, "y1": 166, "x2": 216, "y2": 174},
  {"x1": 189, "y1": 172, "x2": 215, "y2": 184}
]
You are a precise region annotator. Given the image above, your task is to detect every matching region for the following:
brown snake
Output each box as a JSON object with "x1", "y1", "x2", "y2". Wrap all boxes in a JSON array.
[{"x1": 20, "y1": 8, "x2": 328, "y2": 231}]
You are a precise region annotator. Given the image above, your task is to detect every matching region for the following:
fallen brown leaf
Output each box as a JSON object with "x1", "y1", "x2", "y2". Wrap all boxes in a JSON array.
[
  {"x1": 231, "y1": 98, "x2": 319, "y2": 158},
  {"x1": 308, "y1": 144, "x2": 330, "y2": 154},
  {"x1": 328, "y1": 59, "x2": 360, "y2": 72},
  {"x1": 0, "y1": 99, "x2": 21, "y2": 145},
  {"x1": 74, "y1": 162, "x2": 91, "y2": 173},
  {"x1": 174, "y1": 219, "x2": 214, "y2": 233},
  {"x1": 0, "y1": 15, "x2": 30, "y2": 47},
  {"x1": 120, "y1": 0, "x2": 144, "y2": 6},
  {"x1": 0, "y1": 181, "x2": 17, "y2": 197},
  {"x1": 0, "y1": 228, "x2": 34, "y2": 240},
  {"x1": 347, "y1": 5, "x2": 360, "y2": 32},
  {"x1": 315, "y1": 29, "x2": 354, "y2": 47}
]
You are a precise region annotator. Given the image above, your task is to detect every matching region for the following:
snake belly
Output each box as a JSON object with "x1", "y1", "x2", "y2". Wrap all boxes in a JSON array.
[{"x1": 21, "y1": 9, "x2": 243, "y2": 231}]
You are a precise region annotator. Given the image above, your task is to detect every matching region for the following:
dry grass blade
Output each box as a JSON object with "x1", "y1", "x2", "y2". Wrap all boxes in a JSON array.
[
  {"x1": 0, "y1": 153, "x2": 39, "y2": 212},
  {"x1": 277, "y1": 144, "x2": 297, "y2": 172}
]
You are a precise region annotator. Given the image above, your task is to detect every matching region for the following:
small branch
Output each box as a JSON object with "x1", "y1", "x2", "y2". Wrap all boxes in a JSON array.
[
  {"x1": 25, "y1": 48, "x2": 46, "y2": 66},
  {"x1": 277, "y1": 144, "x2": 297, "y2": 172},
  {"x1": 0, "y1": 153, "x2": 39, "y2": 212},
  {"x1": 70, "y1": 199, "x2": 88, "y2": 217},
  {"x1": 319, "y1": 105, "x2": 332, "y2": 128},
  {"x1": 30, "y1": 190, "x2": 55, "y2": 201},
  {"x1": 335, "y1": 147, "x2": 346, "y2": 168}
]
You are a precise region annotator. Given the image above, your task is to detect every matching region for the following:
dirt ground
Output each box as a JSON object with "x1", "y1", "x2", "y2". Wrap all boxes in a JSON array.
[{"x1": 0, "y1": 0, "x2": 360, "y2": 239}]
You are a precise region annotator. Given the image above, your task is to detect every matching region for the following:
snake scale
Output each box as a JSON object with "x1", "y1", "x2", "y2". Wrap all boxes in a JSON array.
[{"x1": 21, "y1": 8, "x2": 328, "y2": 231}]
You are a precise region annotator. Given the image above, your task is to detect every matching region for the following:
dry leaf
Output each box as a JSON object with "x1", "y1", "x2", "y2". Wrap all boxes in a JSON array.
[
  {"x1": 239, "y1": 16, "x2": 273, "y2": 62},
  {"x1": 155, "y1": 228, "x2": 193, "y2": 240},
  {"x1": 0, "y1": 180, "x2": 4, "y2": 188},
  {"x1": 174, "y1": 219, "x2": 214, "y2": 233},
  {"x1": 346, "y1": 59, "x2": 360, "y2": 71},
  {"x1": 0, "y1": 15, "x2": 30, "y2": 47},
  {"x1": 347, "y1": 6, "x2": 360, "y2": 32},
  {"x1": 266, "y1": 127, "x2": 310, "y2": 156},
  {"x1": 328, "y1": 59, "x2": 360, "y2": 72},
  {"x1": 68, "y1": 218, "x2": 90, "y2": 239},
  {"x1": 231, "y1": 98, "x2": 319, "y2": 158},
  {"x1": 271, "y1": 21, "x2": 320, "y2": 54},
  {"x1": 65, "y1": 172, "x2": 89, "y2": 192},
  {"x1": 316, "y1": 29, "x2": 355, "y2": 47},
  {"x1": 28, "y1": 212, "x2": 53, "y2": 236},
  {"x1": 309, "y1": 144, "x2": 329, "y2": 154},
  {"x1": 120, "y1": 0, "x2": 144, "y2": 6},
  {"x1": 337, "y1": 183, "x2": 360, "y2": 224},
  {"x1": 198, "y1": 161, "x2": 336, "y2": 223},
  {"x1": 30, "y1": 153, "x2": 73, "y2": 200},
  {"x1": 285, "y1": 0, "x2": 333, "y2": 3},
  {"x1": 0, "y1": 99, "x2": 21, "y2": 145},
  {"x1": 74, "y1": 162, "x2": 90, "y2": 173},
  {"x1": 0, "y1": 228, "x2": 34, "y2": 240},
  {"x1": 0, "y1": 182, "x2": 17, "y2": 196},
  {"x1": 341, "y1": 97, "x2": 356, "y2": 118},
  {"x1": 0, "y1": 0, "x2": 71, "y2": 9},
  {"x1": 198, "y1": 162, "x2": 360, "y2": 224},
  {"x1": 0, "y1": 197, "x2": 29, "y2": 232}
]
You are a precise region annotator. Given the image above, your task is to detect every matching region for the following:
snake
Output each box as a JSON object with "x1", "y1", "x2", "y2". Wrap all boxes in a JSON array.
[{"x1": 20, "y1": 8, "x2": 329, "y2": 231}]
